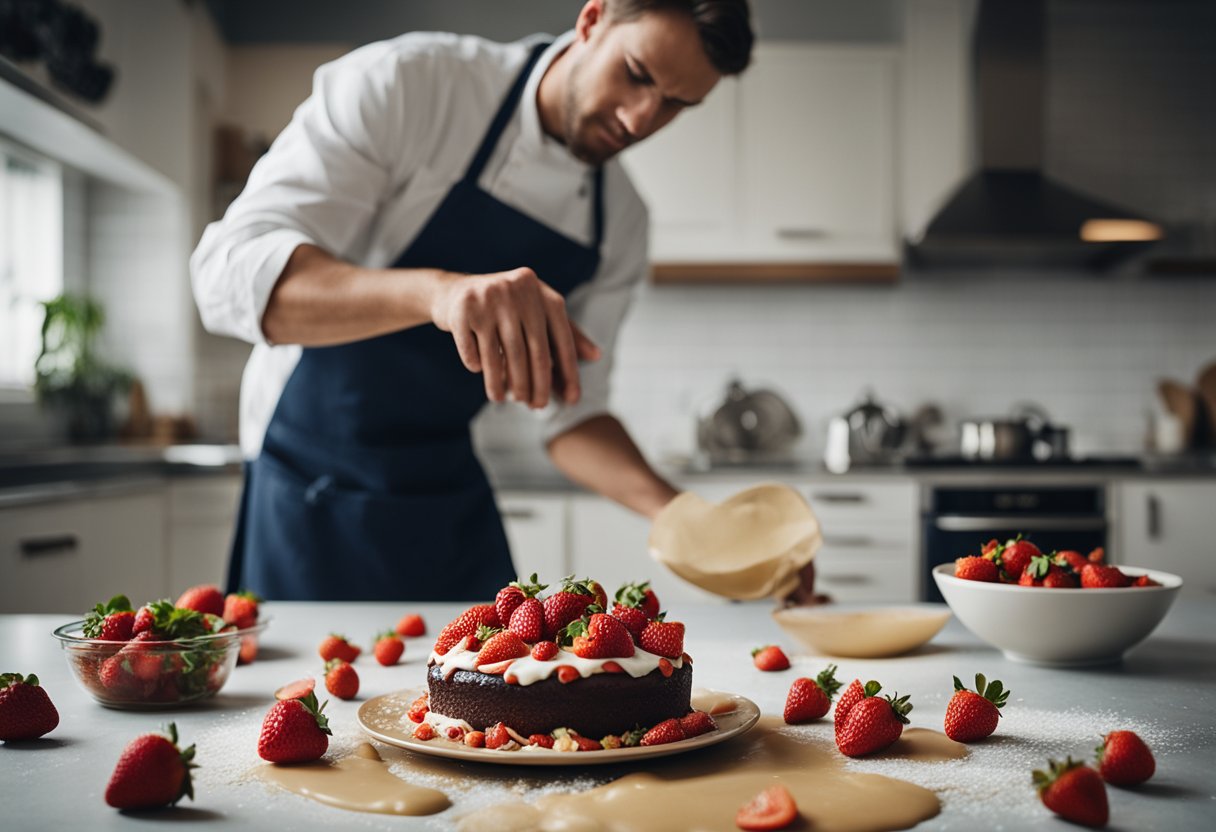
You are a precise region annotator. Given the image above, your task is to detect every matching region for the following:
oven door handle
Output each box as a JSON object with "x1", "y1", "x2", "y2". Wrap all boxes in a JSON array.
[{"x1": 933, "y1": 516, "x2": 1107, "y2": 532}]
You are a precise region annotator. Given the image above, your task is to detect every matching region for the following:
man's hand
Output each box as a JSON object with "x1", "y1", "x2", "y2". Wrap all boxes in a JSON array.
[{"x1": 430, "y1": 267, "x2": 600, "y2": 408}]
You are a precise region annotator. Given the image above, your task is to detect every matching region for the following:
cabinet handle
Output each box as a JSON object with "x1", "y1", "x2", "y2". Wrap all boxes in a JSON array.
[
  {"x1": 822, "y1": 535, "x2": 874, "y2": 547},
  {"x1": 934, "y1": 516, "x2": 1106, "y2": 532},
  {"x1": 819, "y1": 574, "x2": 873, "y2": 586},
  {"x1": 500, "y1": 508, "x2": 536, "y2": 521},
  {"x1": 20, "y1": 534, "x2": 79, "y2": 557},
  {"x1": 1146, "y1": 494, "x2": 1161, "y2": 541},
  {"x1": 776, "y1": 227, "x2": 829, "y2": 240},
  {"x1": 811, "y1": 492, "x2": 867, "y2": 504}
]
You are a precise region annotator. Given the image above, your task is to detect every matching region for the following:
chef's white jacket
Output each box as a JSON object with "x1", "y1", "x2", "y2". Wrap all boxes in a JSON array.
[{"x1": 190, "y1": 30, "x2": 648, "y2": 459}]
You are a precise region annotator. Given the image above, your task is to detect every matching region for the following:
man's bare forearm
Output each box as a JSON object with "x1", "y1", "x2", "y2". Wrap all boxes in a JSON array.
[
  {"x1": 547, "y1": 415, "x2": 679, "y2": 519},
  {"x1": 262, "y1": 244, "x2": 452, "y2": 345}
]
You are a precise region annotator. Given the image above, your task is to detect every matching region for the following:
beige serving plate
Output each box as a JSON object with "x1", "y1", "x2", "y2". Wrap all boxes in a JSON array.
[{"x1": 772, "y1": 604, "x2": 952, "y2": 658}]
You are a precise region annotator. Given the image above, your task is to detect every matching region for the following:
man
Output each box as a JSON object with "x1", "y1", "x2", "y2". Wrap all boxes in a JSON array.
[{"x1": 190, "y1": 0, "x2": 754, "y2": 600}]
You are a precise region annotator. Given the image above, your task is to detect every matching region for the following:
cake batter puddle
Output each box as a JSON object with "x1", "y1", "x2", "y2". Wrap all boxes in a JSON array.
[
  {"x1": 255, "y1": 742, "x2": 450, "y2": 815},
  {"x1": 454, "y1": 717, "x2": 962, "y2": 831}
]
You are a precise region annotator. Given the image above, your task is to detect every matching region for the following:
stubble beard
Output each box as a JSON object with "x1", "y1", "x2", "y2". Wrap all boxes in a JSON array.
[{"x1": 562, "y1": 53, "x2": 610, "y2": 166}]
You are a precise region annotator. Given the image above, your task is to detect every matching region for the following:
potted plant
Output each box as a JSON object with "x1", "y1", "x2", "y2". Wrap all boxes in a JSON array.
[{"x1": 34, "y1": 293, "x2": 132, "y2": 443}]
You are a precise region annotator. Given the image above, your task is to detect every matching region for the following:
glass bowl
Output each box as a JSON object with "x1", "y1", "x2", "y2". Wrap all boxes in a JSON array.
[{"x1": 52, "y1": 619, "x2": 269, "y2": 709}]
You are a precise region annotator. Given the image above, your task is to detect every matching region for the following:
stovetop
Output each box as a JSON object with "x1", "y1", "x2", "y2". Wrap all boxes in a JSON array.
[{"x1": 901, "y1": 454, "x2": 1142, "y2": 469}]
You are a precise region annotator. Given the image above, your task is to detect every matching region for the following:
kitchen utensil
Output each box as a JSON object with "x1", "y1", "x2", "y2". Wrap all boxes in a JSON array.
[
  {"x1": 1197, "y1": 362, "x2": 1216, "y2": 445},
  {"x1": 959, "y1": 402, "x2": 1056, "y2": 461},
  {"x1": 52, "y1": 618, "x2": 269, "y2": 708},
  {"x1": 824, "y1": 392, "x2": 906, "y2": 471},
  {"x1": 357, "y1": 688, "x2": 760, "y2": 765},
  {"x1": 696, "y1": 379, "x2": 801, "y2": 463},
  {"x1": 1158, "y1": 378, "x2": 1198, "y2": 449},
  {"x1": 931, "y1": 564, "x2": 1181, "y2": 667},
  {"x1": 771, "y1": 604, "x2": 951, "y2": 658}
]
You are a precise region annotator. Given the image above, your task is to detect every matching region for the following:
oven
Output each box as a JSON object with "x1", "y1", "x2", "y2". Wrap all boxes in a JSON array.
[{"x1": 921, "y1": 483, "x2": 1109, "y2": 602}]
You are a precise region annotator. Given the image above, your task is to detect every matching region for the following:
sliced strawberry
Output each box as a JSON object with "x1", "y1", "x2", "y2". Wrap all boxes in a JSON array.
[{"x1": 274, "y1": 678, "x2": 316, "y2": 701}]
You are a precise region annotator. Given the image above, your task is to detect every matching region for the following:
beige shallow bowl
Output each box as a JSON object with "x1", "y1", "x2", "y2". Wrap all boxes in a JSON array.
[{"x1": 771, "y1": 604, "x2": 952, "y2": 658}]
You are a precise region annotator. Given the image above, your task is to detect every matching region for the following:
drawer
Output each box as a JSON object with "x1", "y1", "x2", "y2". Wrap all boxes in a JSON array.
[
  {"x1": 813, "y1": 554, "x2": 918, "y2": 604},
  {"x1": 168, "y1": 476, "x2": 243, "y2": 522},
  {"x1": 803, "y1": 482, "x2": 917, "y2": 526}
]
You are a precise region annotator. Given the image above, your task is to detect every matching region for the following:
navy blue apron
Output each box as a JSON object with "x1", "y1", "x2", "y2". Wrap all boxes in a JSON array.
[{"x1": 227, "y1": 42, "x2": 604, "y2": 601}]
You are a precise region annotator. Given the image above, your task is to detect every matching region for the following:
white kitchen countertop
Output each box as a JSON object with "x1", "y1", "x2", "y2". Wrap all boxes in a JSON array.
[{"x1": 2, "y1": 600, "x2": 1214, "y2": 830}]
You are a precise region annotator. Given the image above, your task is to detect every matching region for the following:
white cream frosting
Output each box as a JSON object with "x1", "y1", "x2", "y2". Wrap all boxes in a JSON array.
[{"x1": 427, "y1": 643, "x2": 684, "y2": 686}]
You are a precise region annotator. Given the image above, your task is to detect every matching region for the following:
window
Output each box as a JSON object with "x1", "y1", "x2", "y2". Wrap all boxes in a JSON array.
[{"x1": 0, "y1": 136, "x2": 63, "y2": 390}]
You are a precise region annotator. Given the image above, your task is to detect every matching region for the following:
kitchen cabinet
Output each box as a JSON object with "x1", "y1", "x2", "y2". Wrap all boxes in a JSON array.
[
  {"x1": 622, "y1": 43, "x2": 899, "y2": 278},
  {"x1": 497, "y1": 492, "x2": 568, "y2": 581},
  {"x1": 167, "y1": 475, "x2": 242, "y2": 591},
  {"x1": 1117, "y1": 480, "x2": 1216, "y2": 598},
  {"x1": 0, "y1": 488, "x2": 167, "y2": 614}
]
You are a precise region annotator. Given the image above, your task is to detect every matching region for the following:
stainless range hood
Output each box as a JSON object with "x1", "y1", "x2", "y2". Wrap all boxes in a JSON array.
[{"x1": 906, "y1": 0, "x2": 1163, "y2": 270}]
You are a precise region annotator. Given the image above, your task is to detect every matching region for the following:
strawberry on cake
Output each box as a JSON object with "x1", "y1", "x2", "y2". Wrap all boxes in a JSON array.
[{"x1": 410, "y1": 576, "x2": 714, "y2": 750}]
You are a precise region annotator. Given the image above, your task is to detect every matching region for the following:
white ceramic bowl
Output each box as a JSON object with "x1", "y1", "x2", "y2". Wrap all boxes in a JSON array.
[{"x1": 932, "y1": 564, "x2": 1182, "y2": 667}]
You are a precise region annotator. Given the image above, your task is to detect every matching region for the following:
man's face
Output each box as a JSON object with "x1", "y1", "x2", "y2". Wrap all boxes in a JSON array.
[{"x1": 563, "y1": 3, "x2": 722, "y2": 165}]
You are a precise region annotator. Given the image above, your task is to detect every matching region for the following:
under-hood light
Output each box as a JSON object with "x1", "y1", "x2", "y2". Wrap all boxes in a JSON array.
[{"x1": 1079, "y1": 219, "x2": 1164, "y2": 243}]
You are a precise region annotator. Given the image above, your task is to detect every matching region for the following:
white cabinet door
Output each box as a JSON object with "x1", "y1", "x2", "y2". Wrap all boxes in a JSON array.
[
  {"x1": 738, "y1": 45, "x2": 898, "y2": 262},
  {"x1": 168, "y1": 475, "x2": 242, "y2": 592},
  {"x1": 0, "y1": 489, "x2": 167, "y2": 614},
  {"x1": 1117, "y1": 481, "x2": 1216, "y2": 598},
  {"x1": 497, "y1": 492, "x2": 568, "y2": 582},
  {"x1": 568, "y1": 495, "x2": 723, "y2": 605}
]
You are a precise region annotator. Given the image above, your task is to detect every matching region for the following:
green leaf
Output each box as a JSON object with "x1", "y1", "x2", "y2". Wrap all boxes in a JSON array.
[
  {"x1": 863, "y1": 680, "x2": 883, "y2": 698},
  {"x1": 975, "y1": 673, "x2": 987, "y2": 696}
]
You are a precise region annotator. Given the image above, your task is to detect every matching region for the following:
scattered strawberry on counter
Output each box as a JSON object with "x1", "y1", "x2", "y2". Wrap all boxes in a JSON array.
[
  {"x1": 783, "y1": 664, "x2": 842, "y2": 724},
  {"x1": 1033, "y1": 756, "x2": 1109, "y2": 828},
  {"x1": 736, "y1": 783, "x2": 799, "y2": 831},
  {"x1": 394, "y1": 612, "x2": 427, "y2": 638},
  {"x1": 834, "y1": 679, "x2": 912, "y2": 757},
  {"x1": 105, "y1": 722, "x2": 196, "y2": 810},
  {"x1": 318, "y1": 634, "x2": 361, "y2": 663},
  {"x1": 944, "y1": 673, "x2": 1009, "y2": 742},
  {"x1": 324, "y1": 659, "x2": 359, "y2": 700},
  {"x1": 1096, "y1": 730, "x2": 1155, "y2": 786},
  {"x1": 372, "y1": 631, "x2": 405, "y2": 666},
  {"x1": 0, "y1": 673, "x2": 59, "y2": 741},
  {"x1": 752, "y1": 645, "x2": 790, "y2": 672},
  {"x1": 258, "y1": 690, "x2": 331, "y2": 763}
]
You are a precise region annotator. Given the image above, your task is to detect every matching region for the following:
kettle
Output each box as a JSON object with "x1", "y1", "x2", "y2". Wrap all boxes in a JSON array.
[
  {"x1": 824, "y1": 392, "x2": 906, "y2": 473},
  {"x1": 696, "y1": 378, "x2": 802, "y2": 463}
]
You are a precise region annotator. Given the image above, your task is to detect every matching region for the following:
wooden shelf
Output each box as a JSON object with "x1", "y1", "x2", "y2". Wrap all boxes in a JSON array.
[{"x1": 650, "y1": 262, "x2": 900, "y2": 285}]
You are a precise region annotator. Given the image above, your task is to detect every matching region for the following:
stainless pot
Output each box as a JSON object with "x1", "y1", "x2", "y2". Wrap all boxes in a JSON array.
[
  {"x1": 697, "y1": 378, "x2": 802, "y2": 462},
  {"x1": 959, "y1": 403, "x2": 1067, "y2": 461},
  {"x1": 823, "y1": 392, "x2": 906, "y2": 472}
]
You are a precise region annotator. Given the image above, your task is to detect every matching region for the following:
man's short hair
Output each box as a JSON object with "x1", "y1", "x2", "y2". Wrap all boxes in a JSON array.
[{"x1": 607, "y1": 0, "x2": 754, "y2": 75}]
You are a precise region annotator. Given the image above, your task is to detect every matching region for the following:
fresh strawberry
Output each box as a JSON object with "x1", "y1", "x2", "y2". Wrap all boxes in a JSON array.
[
  {"x1": 1020, "y1": 555, "x2": 1065, "y2": 586},
  {"x1": 784, "y1": 664, "x2": 842, "y2": 724},
  {"x1": 175, "y1": 584, "x2": 225, "y2": 617},
  {"x1": 736, "y1": 784, "x2": 798, "y2": 831},
  {"x1": 981, "y1": 538, "x2": 1001, "y2": 556},
  {"x1": 0, "y1": 673, "x2": 59, "y2": 741},
  {"x1": 1080, "y1": 563, "x2": 1131, "y2": 589},
  {"x1": 120, "y1": 631, "x2": 166, "y2": 682},
  {"x1": 1131, "y1": 574, "x2": 1161, "y2": 588},
  {"x1": 998, "y1": 538, "x2": 1040, "y2": 580},
  {"x1": 1033, "y1": 757, "x2": 1109, "y2": 828},
  {"x1": 222, "y1": 591, "x2": 260, "y2": 629},
  {"x1": 132, "y1": 605, "x2": 155, "y2": 636},
  {"x1": 1043, "y1": 569, "x2": 1079, "y2": 588},
  {"x1": 464, "y1": 730, "x2": 485, "y2": 748},
  {"x1": 944, "y1": 673, "x2": 1009, "y2": 742},
  {"x1": 373, "y1": 631, "x2": 405, "y2": 666},
  {"x1": 955, "y1": 555, "x2": 999, "y2": 583},
  {"x1": 324, "y1": 659, "x2": 358, "y2": 700},
  {"x1": 508, "y1": 597, "x2": 545, "y2": 642},
  {"x1": 1088, "y1": 546, "x2": 1106, "y2": 563},
  {"x1": 83, "y1": 595, "x2": 135, "y2": 641},
  {"x1": 1055, "y1": 550, "x2": 1089, "y2": 573},
  {"x1": 258, "y1": 691, "x2": 331, "y2": 763},
  {"x1": 239, "y1": 635, "x2": 258, "y2": 665},
  {"x1": 638, "y1": 616, "x2": 684, "y2": 658},
  {"x1": 679, "y1": 710, "x2": 717, "y2": 737},
  {"x1": 394, "y1": 613, "x2": 427, "y2": 638},
  {"x1": 529, "y1": 732, "x2": 555, "y2": 748},
  {"x1": 433, "y1": 604, "x2": 500, "y2": 655},
  {"x1": 135, "y1": 600, "x2": 221, "y2": 640},
  {"x1": 609, "y1": 603, "x2": 650, "y2": 639},
  {"x1": 485, "y1": 722, "x2": 511, "y2": 750},
  {"x1": 640, "y1": 718, "x2": 686, "y2": 746},
  {"x1": 835, "y1": 684, "x2": 912, "y2": 757},
  {"x1": 476, "y1": 628, "x2": 530, "y2": 666},
  {"x1": 99, "y1": 655, "x2": 135, "y2": 693},
  {"x1": 406, "y1": 693, "x2": 429, "y2": 723},
  {"x1": 586, "y1": 579, "x2": 609, "y2": 610},
  {"x1": 564, "y1": 613, "x2": 636, "y2": 659},
  {"x1": 495, "y1": 574, "x2": 548, "y2": 630},
  {"x1": 531, "y1": 640, "x2": 559, "y2": 661},
  {"x1": 413, "y1": 722, "x2": 436, "y2": 741},
  {"x1": 657, "y1": 658, "x2": 673, "y2": 677},
  {"x1": 1096, "y1": 730, "x2": 1155, "y2": 786},
  {"x1": 614, "y1": 580, "x2": 660, "y2": 619},
  {"x1": 834, "y1": 678, "x2": 866, "y2": 723},
  {"x1": 318, "y1": 634, "x2": 361, "y2": 663},
  {"x1": 752, "y1": 645, "x2": 790, "y2": 672},
  {"x1": 274, "y1": 678, "x2": 316, "y2": 701},
  {"x1": 556, "y1": 665, "x2": 581, "y2": 684},
  {"x1": 104, "y1": 722, "x2": 196, "y2": 810},
  {"x1": 542, "y1": 577, "x2": 598, "y2": 639}
]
